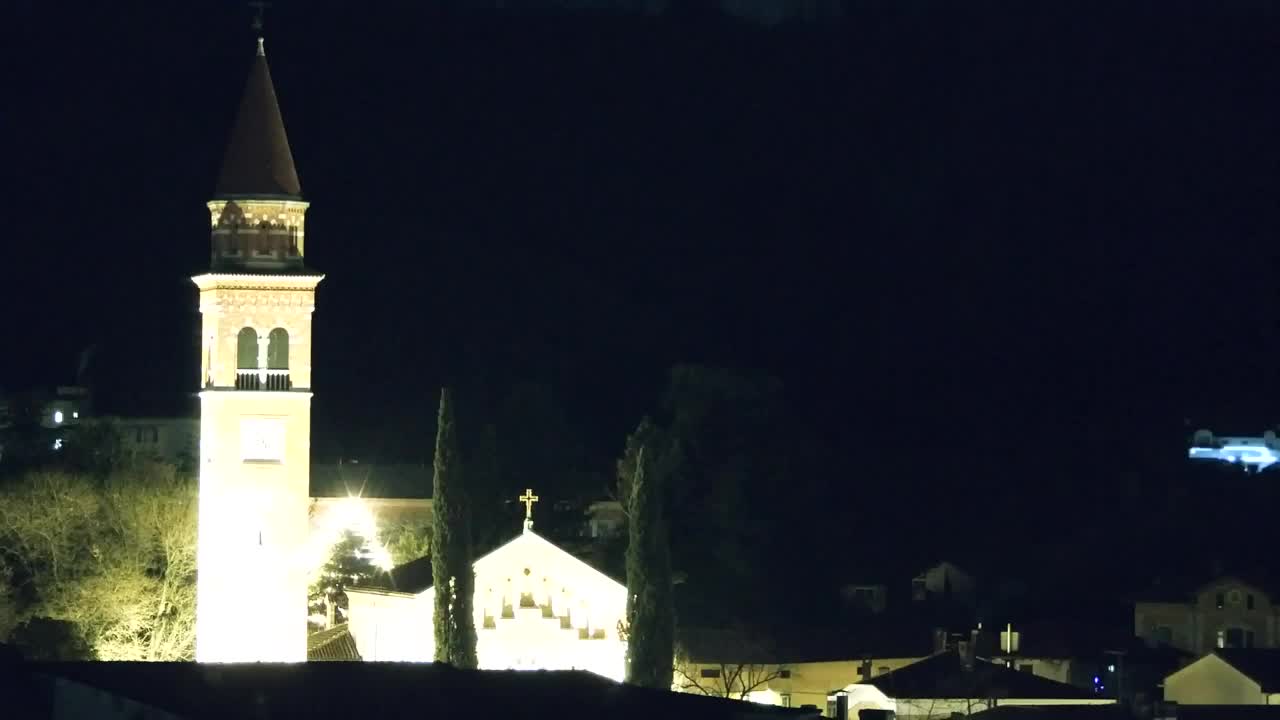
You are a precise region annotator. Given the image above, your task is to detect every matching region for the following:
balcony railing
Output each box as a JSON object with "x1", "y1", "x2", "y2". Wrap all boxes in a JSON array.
[{"x1": 235, "y1": 368, "x2": 292, "y2": 391}]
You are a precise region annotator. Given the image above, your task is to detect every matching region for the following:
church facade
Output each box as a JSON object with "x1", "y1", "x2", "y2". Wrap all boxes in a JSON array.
[
  {"x1": 194, "y1": 37, "x2": 628, "y2": 678},
  {"x1": 194, "y1": 37, "x2": 321, "y2": 663},
  {"x1": 346, "y1": 512, "x2": 628, "y2": 681}
]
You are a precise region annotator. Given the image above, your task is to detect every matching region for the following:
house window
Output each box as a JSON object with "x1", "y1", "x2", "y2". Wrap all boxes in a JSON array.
[
  {"x1": 1019, "y1": 664, "x2": 1034, "y2": 674},
  {"x1": 1228, "y1": 590, "x2": 1243, "y2": 606},
  {"x1": 856, "y1": 666, "x2": 868, "y2": 677},
  {"x1": 1247, "y1": 594, "x2": 1255, "y2": 610},
  {"x1": 700, "y1": 668, "x2": 721, "y2": 679},
  {"x1": 1224, "y1": 628, "x2": 1254, "y2": 649},
  {"x1": 877, "y1": 667, "x2": 890, "y2": 676},
  {"x1": 778, "y1": 669, "x2": 791, "y2": 679},
  {"x1": 779, "y1": 694, "x2": 792, "y2": 708},
  {"x1": 1216, "y1": 593, "x2": 1225, "y2": 609}
]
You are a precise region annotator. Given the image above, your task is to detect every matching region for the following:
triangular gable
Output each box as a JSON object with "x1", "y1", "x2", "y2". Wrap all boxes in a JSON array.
[
  {"x1": 1164, "y1": 652, "x2": 1256, "y2": 690},
  {"x1": 472, "y1": 529, "x2": 625, "y2": 593},
  {"x1": 349, "y1": 528, "x2": 625, "y2": 599}
]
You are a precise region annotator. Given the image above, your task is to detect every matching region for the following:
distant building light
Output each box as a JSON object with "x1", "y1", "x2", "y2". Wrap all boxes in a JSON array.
[
  {"x1": 53, "y1": 438, "x2": 63, "y2": 451},
  {"x1": 1108, "y1": 664, "x2": 1115, "y2": 673},
  {"x1": 1188, "y1": 442, "x2": 1278, "y2": 471},
  {"x1": 72, "y1": 411, "x2": 79, "y2": 419},
  {"x1": 53, "y1": 410, "x2": 64, "y2": 424}
]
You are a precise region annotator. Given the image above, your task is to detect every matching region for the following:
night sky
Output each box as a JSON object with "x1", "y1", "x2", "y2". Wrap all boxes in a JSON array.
[{"x1": 6, "y1": 1, "x2": 1279, "y2": 610}]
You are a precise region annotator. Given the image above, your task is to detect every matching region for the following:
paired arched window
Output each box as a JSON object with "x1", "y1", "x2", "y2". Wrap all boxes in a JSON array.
[
  {"x1": 267, "y1": 328, "x2": 289, "y2": 369},
  {"x1": 237, "y1": 328, "x2": 258, "y2": 369},
  {"x1": 237, "y1": 327, "x2": 289, "y2": 370}
]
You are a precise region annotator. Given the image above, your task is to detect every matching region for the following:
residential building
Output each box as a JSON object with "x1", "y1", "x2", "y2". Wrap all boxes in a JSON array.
[
  {"x1": 1135, "y1": 576, "x2": 1280, "y2": 654},
  {"x1": 109, "y1": 416, "x2": 199, "y2": 469},
  {"x1": 912, "y1": 561, "x2": 978, "y2": 609},
  {"x1": 832, "y1": 647, "x2": 1113, "y2": 718}
]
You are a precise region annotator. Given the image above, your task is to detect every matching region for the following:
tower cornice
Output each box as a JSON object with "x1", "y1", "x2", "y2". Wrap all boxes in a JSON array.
[{"x1": 192, "y1": 273, "x2": 325, "y2": 292}]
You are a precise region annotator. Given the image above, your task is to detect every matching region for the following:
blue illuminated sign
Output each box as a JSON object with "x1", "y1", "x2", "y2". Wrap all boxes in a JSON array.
[{"x1": 1188, "y1": 430, "x2": 1279, "y2": 472}]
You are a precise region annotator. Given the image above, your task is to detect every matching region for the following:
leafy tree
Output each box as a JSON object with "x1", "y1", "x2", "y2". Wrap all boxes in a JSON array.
[
  {"x1": 0, "y1": 462, "x2": 197, "y2": 660},
  {"x1": 308, "y1": 529, "x2": 379, "y2": 628},
  {"x1": 655, "y1": 365, "x2": 793, "y2": 626},
  {"x1": 624, "y1": 445, "x2": 675, "y2": 688},
  {"x1": 0, "y1": 559, "x2": 17, "y2": 643},
  {"x1": 383, "y1": 519, "x2": 432, "y2": 567},
  {"x1": 431, "y1": 388, "x2": 477, "y2": 668}
]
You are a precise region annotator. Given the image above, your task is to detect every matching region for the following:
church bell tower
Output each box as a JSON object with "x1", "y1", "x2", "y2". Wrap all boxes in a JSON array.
[{"x1": 194, "y1": 36, "x2": 321, "y2": 663}]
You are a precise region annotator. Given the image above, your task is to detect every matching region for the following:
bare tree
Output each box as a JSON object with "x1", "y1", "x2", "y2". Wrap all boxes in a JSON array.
[
  {"x1": 673, "y1": 628, "x2": 788, "y2": 701},
  {"x1": 0, "y1": 463, "x2": 196, "y2": 660}
]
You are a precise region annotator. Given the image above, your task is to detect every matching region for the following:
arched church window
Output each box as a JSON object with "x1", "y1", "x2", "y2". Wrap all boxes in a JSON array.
[
  {"x1": 237, "y1": 328, "x2": 259, "y2": 369},
  {"x1": 267, "y1": 328, "x2": 289, "y2": 369}
]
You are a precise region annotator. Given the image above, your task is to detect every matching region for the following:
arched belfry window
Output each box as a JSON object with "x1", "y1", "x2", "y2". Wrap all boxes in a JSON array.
[
  {"x1": 267, "y1": 328, "x2": 289, "y2": 370},
  {"x1": 237, "y1": 328, "x2": 259, "y2": 369}
]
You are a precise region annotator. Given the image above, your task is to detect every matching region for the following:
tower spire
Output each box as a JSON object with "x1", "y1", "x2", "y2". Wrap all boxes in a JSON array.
[
  {"x1": 217, "y1": 1, "x2": 296, "y2": 199},
  {"x1": 251, "y1": 1, "x2": 269, "y2": 55}
]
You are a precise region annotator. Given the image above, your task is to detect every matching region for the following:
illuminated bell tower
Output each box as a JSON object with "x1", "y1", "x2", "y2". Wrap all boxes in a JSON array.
[{"x1": 194, "y1": 36, "x2": 321, "y2": 663}]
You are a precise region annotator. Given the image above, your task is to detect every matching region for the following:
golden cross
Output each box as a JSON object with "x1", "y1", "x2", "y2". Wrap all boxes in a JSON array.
[{"x1": 519, "y1": 488, "x2": 539, "y2": 520}]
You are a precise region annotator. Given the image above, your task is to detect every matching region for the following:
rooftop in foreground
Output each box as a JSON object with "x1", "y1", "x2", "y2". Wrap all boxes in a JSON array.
[{"x1": 12, "y1": 658, "x2": 819, "y2": 720}]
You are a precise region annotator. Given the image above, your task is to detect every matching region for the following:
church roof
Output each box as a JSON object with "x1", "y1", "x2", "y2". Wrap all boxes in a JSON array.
[
  {"x1": 307, "y1": 624, "x2": 362, "y2": 661},
  {"x1": 349, "y1": 528, "x2": 623, "y2": 596},
  {"x1": 215, "y1": 38, "x2": 301, "y2": 199}
]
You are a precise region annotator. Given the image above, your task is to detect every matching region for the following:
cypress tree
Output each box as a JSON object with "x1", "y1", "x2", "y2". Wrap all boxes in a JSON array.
[
  {"x1": 625, "y1": 445, "x2": 675, "y2": 688},
  {"x1": 431, "y1": 387, "x2": 478, "y2": 668}
]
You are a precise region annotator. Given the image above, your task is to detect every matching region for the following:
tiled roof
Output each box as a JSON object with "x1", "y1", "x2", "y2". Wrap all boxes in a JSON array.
[
  {"x1": 215, "y1": 41, "x2": 301, "y2": 198},
  {"x1": 307, "y1": 625, "x2": 362, "y2": 661},
  {"x1": 1216, "y1": 649, "x2": 1280, "y2": 692},
  {"x1": 775, "y1": 622, "x2": 935, "y2": 662},
  {"x1": 353, "y1": 554, "x2": 433, "y2": 595},
  {"x1": 679, "y1": 627, "x2": 778, "y2": 664},
  {"x1": 29, "y1": 662, "x2": 820, "y2": 720},
  {"x1": 860, "y1": 649, "x2": 1097, "y2": 700}
]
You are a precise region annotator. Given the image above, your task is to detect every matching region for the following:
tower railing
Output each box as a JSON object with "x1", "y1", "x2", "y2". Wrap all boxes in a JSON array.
[{"x1": 235, "y1": 368, "x2": 292, "y2": 391}]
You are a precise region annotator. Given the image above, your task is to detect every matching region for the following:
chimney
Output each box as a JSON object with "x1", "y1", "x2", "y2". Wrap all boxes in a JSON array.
[
  {"x1": 933, "y1": 628, "x2": 949, "y2": 654},
  {"x1": 958, "y1": 637, "x2": 975, "y2": 671},
  {"x1": 860, "y1": 657, "x2": 873, "y2": 679}
]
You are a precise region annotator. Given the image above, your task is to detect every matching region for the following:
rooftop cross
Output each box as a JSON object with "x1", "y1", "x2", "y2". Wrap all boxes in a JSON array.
[{"x1": 519, "y1": 488, "x2": 539, "y2": 531}]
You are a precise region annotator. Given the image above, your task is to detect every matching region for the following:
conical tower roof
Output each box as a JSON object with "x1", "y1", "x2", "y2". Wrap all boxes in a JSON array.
[{"x1": 215, "y1": 38, "x2": 301, "y2": 199}]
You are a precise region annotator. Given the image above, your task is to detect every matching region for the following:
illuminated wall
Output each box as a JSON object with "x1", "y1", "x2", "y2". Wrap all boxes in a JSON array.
[
  {"x1": 194, "y1": 272, "x2": 322, "y2": 663},
  {"x1": 346, "y1": 528, "x2": 628, "y2": 681},
  {"x1": 1164, "y1": 652, "x2": 1280, "y2": 705}
]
